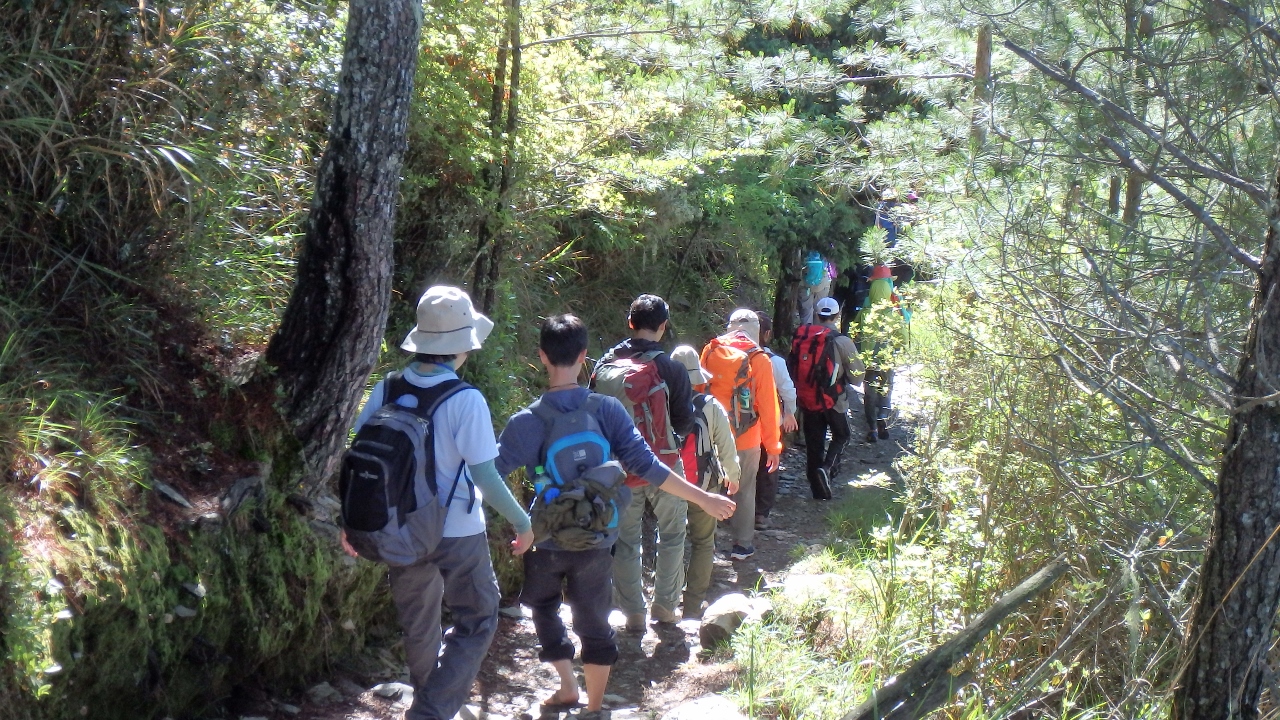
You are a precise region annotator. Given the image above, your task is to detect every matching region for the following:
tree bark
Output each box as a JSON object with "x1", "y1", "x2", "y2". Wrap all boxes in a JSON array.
[
  {"x1": 264, "y1": 0, "x2": 422, "y2": 489},
  {"x1": 772, "y1": 245, "x2": 803, "y2": 344},
  {"x1": 970, "y1": 24, "x2": 992, "y2": 149},
  {"x1": 1172, "y1": 157, "x2": 1280, "y2": 720},
  {"x1": 472, "y1": 0, "x2": 521, "y2": 313}
]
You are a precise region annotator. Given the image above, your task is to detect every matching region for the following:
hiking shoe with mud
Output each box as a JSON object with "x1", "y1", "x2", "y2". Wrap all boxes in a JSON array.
[
  {"x1": 623, "y1": 612, "x2": 646, "y2": 634},
  {"x1": 729, "y1": 544, "x2": 755, "y2": 560},
  {"x1": 650, "y1": 603, "x2": 679, "y2": 624}
]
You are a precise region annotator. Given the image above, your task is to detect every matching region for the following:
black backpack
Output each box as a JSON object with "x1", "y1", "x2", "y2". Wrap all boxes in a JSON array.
[{"x1": 339, "y1": 374, "x2": 474, "y2": 565}]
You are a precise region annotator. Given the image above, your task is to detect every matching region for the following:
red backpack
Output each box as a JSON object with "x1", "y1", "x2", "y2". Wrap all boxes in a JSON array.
[
  {"x1": 789, "y1": 324, "x2": 842, "y2": 412},
  {"x1": 679, "y1": 394, "x2": 723, "y2": 490},
  {"x1": 591, "y1": 349, "x2": 680, "y2": 486}
]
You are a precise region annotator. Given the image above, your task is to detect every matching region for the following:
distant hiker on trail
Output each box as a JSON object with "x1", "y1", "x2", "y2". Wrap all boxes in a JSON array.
[
  {"x1": 789, "y1": 296, "x2": 863, "y2": 500},
  {"x1": 875, "y1": 189, "x2": 902, "y2": 248},
  {"x1": 589, "y1": 294, "x2": 696, "y2": 630},
  {"x1": 670, "y1": 344, "x2": 741, "y2": 619},
  {"x1": 799, "y1": 250, "x2": 835, "y2": 325},
  {"x1": 701, "y1": 312, "x2": 781, "y2": 560},
  {"x1": 857, "y1": 265, "x2": 908, "y2": 443},
  {"x1": 724, "y1": 311, "x2": 797, "y2": 530},
  {"x1": 339, "y1": 285, "x2": 534, "y2": 720},
  {"x1": 496, "y1": 315, "x2": 735, "y2": 719}
]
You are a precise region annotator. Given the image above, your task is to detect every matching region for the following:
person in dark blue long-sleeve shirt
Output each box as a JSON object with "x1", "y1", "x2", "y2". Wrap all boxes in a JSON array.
[{"x1": 495, "y1": 314, "x2": 733, "y2": 720}]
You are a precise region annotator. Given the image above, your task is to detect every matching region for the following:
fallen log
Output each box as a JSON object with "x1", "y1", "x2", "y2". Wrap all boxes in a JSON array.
[{"x1": 841, "y1": 556, "x2": 1071, "y2": 720}]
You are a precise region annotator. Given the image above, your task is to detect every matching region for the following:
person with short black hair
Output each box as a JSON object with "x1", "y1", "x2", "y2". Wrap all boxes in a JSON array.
[
  {"x1": 593, "y1": 294, "x2": 697, "y2": 630},
  {"x1": 540, "y1": 314, "x2": 590, "y2": 366},
  {"x1": 497, "y1": 314, "x2": 735, "y2": 719},
  {"x1": 626, "y1": 293, "x2": 670, "y2": 332}
]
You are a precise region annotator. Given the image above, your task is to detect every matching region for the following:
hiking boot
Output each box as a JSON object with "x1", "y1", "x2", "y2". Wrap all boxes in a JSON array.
[
  {"x1": 682, "y1": 600, "x2": 705, "y2": 620},
  {"x1": 576, "y1": 711, "x2": 611, "y2": 720},
  {"x1": 754, "y1": 515, "x2": 771, "y2": 530},
  {"x1": 729, "y1": 544, "x2": 755, "y2": 560},
  {"x1": 813, "y1": 467, "x2": 833, "y2": 500},
  {"x1": 865, "y1": 430, "x2": 878, "y2": 443},
  {"x1": 877, "y1": 418, "x2": 890, "y2": 440},
  {"x1": 624, "y1": 612, "x2": 647, "y2": 634},
  {"x1": 651, "y1": 604, "x2": 679, "y2": 624}
]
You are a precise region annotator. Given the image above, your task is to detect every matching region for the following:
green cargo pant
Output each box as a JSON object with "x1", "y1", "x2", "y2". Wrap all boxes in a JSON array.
[
  {"x1": 683, "y1": 501, "x2": 718, "y2": 614},
  {"x1": 613, "y1": 480, "x2": 688, "y2": 617}
]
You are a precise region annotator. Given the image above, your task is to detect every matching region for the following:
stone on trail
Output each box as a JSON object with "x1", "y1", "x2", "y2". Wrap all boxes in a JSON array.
[
  {"x1": 305, "y1": 681, "x2": 343, "y2": 705},
  {"x1": 181, "y1": 581, "x2": 207, "y2": 599},
  {"x1": 152, "y1": 480, "x2": 192, "y2": 508},
  {"x1": 372, "y1": 682, "x2": 414, "y2": 700},
  {"x1": 660, "y1": 695, "x2": 748, "y2": 720},
  {"x1": 781, "y1": 573, "x2": 848, "y2": 605},
  {"x1": 336, "y1": 677, "x2": 366, "y2": 698},
  {"x1": 698, "y1": 593, "x2": 772, "y2": 647},
  {"x1": 603, "y1": 693, "x2": 629, "y2": 705},
  {"x1": 454, "y1": 705, "x2": 504, "y2": 720},
  {"x1": 274, "y1": 702, "x2": 301, "y2": 715},
  {"x1": 173, "y1": 605, "x2": 197, "y2": 618}
]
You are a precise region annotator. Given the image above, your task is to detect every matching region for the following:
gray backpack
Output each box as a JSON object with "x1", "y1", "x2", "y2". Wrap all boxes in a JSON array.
[{"x1": 339, "y1": 376, "x2": 473, "y2": 566}]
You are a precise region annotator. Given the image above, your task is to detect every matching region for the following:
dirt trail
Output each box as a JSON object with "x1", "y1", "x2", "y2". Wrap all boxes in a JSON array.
[{"x1": 259, "y1": 368, "x2": 923, "y2": 720}]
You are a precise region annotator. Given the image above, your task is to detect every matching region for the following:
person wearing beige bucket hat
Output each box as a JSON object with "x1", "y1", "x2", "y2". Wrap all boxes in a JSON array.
[
  {"x1": 345, "y1": 285, "x2": 532, "y2": 720},
  {"x1": 400, "y1": 285, "x2": 496, "y2": 355},
  {"x1": 669, "y1": 345, "x2": 741, "y2": 618}
]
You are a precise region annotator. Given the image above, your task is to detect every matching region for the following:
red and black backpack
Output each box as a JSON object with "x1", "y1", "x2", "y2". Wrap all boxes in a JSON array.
[{"x1": 789, "y1": 325, "x2": 843, "y2": 412}]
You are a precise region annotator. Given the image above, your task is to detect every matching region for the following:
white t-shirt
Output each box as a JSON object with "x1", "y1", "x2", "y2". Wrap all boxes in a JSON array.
[{"x1": 353, "y1": 365, "x2": 498, "y2": 538}]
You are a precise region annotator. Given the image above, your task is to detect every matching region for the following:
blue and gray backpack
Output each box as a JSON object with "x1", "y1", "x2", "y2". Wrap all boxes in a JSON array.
[{"x1": 528, "y1": 394, "x2": 627, "y2": 551}]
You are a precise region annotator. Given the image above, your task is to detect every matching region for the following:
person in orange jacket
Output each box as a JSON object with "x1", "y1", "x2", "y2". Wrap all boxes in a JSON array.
[{"x1": 700, "y1": 310, "x2": 781, "y2": 560}]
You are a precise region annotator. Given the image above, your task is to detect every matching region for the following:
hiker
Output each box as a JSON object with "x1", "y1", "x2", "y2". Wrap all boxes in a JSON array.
[
  {"x1": 799, "y1": 250, "x2": 834, "y2": 325},
  {"x1": 589, "y1": 294, "x2": 696, "y2": 629},
  {"x1": 701, "y1": 311, "x2": 781, "y2": 560},
  {"x1": 723, "y1": 311, "x2": 796, "y2": 530},
  {"x1": 876, "y1": 189, "x2": 901, "y2": 248},
  {"x1": 496, "y1": 314, "x2": 736, "y2": 719},
  {"x1": 339, "y1": 286, "x2": 535, "y2": 720},
  {"x1": 669, "y1": 345, "x2": 742, "y2": 619},
  {"x1": 789, "y1": 296, "x2": 862, "y2": 500},
  {"x1": 857, "y1": 266, "x2": 908, "y2": 442}
]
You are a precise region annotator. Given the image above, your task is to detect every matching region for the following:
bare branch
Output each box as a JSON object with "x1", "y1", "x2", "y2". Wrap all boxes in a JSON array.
[
  {"x1": 1206, "y1": 0, "x2": 1280, "y2": 48},
  {"x1": 1001, "y1": 38, "x2": 1271, "y2": 207},
  {"x1": 837, "y1": 72, "x2": 974, "y2": 84},
  {"x1": 1100, "y1": 136, "x2": 1262, "y2": 272},
  {"x1": 520, "y1": 25, "x2": 681, "y2": 48}
]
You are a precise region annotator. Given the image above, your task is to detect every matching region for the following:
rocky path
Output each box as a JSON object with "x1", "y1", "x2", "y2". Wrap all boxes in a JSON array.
[{"x1": 243, "y1": 368, "x2": 922, "y2": 720}]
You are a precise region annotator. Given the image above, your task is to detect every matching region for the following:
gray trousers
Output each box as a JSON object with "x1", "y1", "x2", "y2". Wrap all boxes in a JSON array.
[
  {"x1": 730, "y1": 447, "x2": 762, "y2": 547},
  {"x1": 613, "y1": 481, "x2": 688, "y2": 615},
  {"x1": 388, "y1": 533, "x2": 500, "y2": 720}
]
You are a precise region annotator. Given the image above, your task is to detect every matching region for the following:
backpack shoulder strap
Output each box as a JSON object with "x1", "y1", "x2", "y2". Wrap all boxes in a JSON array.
[
  {"x1": 638, "y1": 349, "x2": 664, "y2": 363},
  {"x1": 529, "y1": 396, "x2": 564, "y2": 425},
  {"x1": 692, "y1": 393, "x2": 708, "y2": 414},
  {"x1": 583, "y1": 393, "x2": 606, "y2": 414}
]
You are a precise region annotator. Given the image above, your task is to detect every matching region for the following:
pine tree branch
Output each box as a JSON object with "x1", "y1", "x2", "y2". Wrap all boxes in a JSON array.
[
  {"x1": 837, "y1": 72, "x2": 973, "y2": 84},
  {"x1": 1001, "y1": 38, "x2": 1271, "y2": 208},
  {"x1": 1099, "y1": 135, "x2": 1262, "y2": 272},
  {"x1": 1206, "y1": 0, "x2": 1280, "y2": 48},
  {"x1": 520, "y1": 26, "x2": 681, "y2": 48}
]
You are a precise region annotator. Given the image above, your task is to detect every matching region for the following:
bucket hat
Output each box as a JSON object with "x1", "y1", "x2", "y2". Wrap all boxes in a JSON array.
[
  {"x1": 400, "y1": 286, "x2": 494, "y2": 355},
  {"x1": 671, "y1": 345, "x2": 712, "y2": 386},
  {"x1": 816, "y1": 297, "x2": 841, "y2": 317},
  {"x1": 725, "y1": 308, "x2": 761, "y2": 345}
]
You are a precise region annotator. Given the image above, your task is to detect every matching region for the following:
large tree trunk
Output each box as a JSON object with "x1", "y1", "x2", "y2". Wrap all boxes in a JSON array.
[
  {"x1": 772, "y1": 245, "x2": 803, "y2": 345},
  {"x1": 472, "y1": 0, "x2": 522, "y2": 313},
  {"x1": 1172, "y1": 158, "x2": 1280, "y2": 719},
  {"x1": 265, "y1": 0, "x2": 422, "y2": 489}
]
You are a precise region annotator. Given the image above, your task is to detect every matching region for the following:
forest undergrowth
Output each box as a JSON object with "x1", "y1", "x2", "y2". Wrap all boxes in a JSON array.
[{"x1": 1, "y1": 0, "x2": 1269, "y2": 718}]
